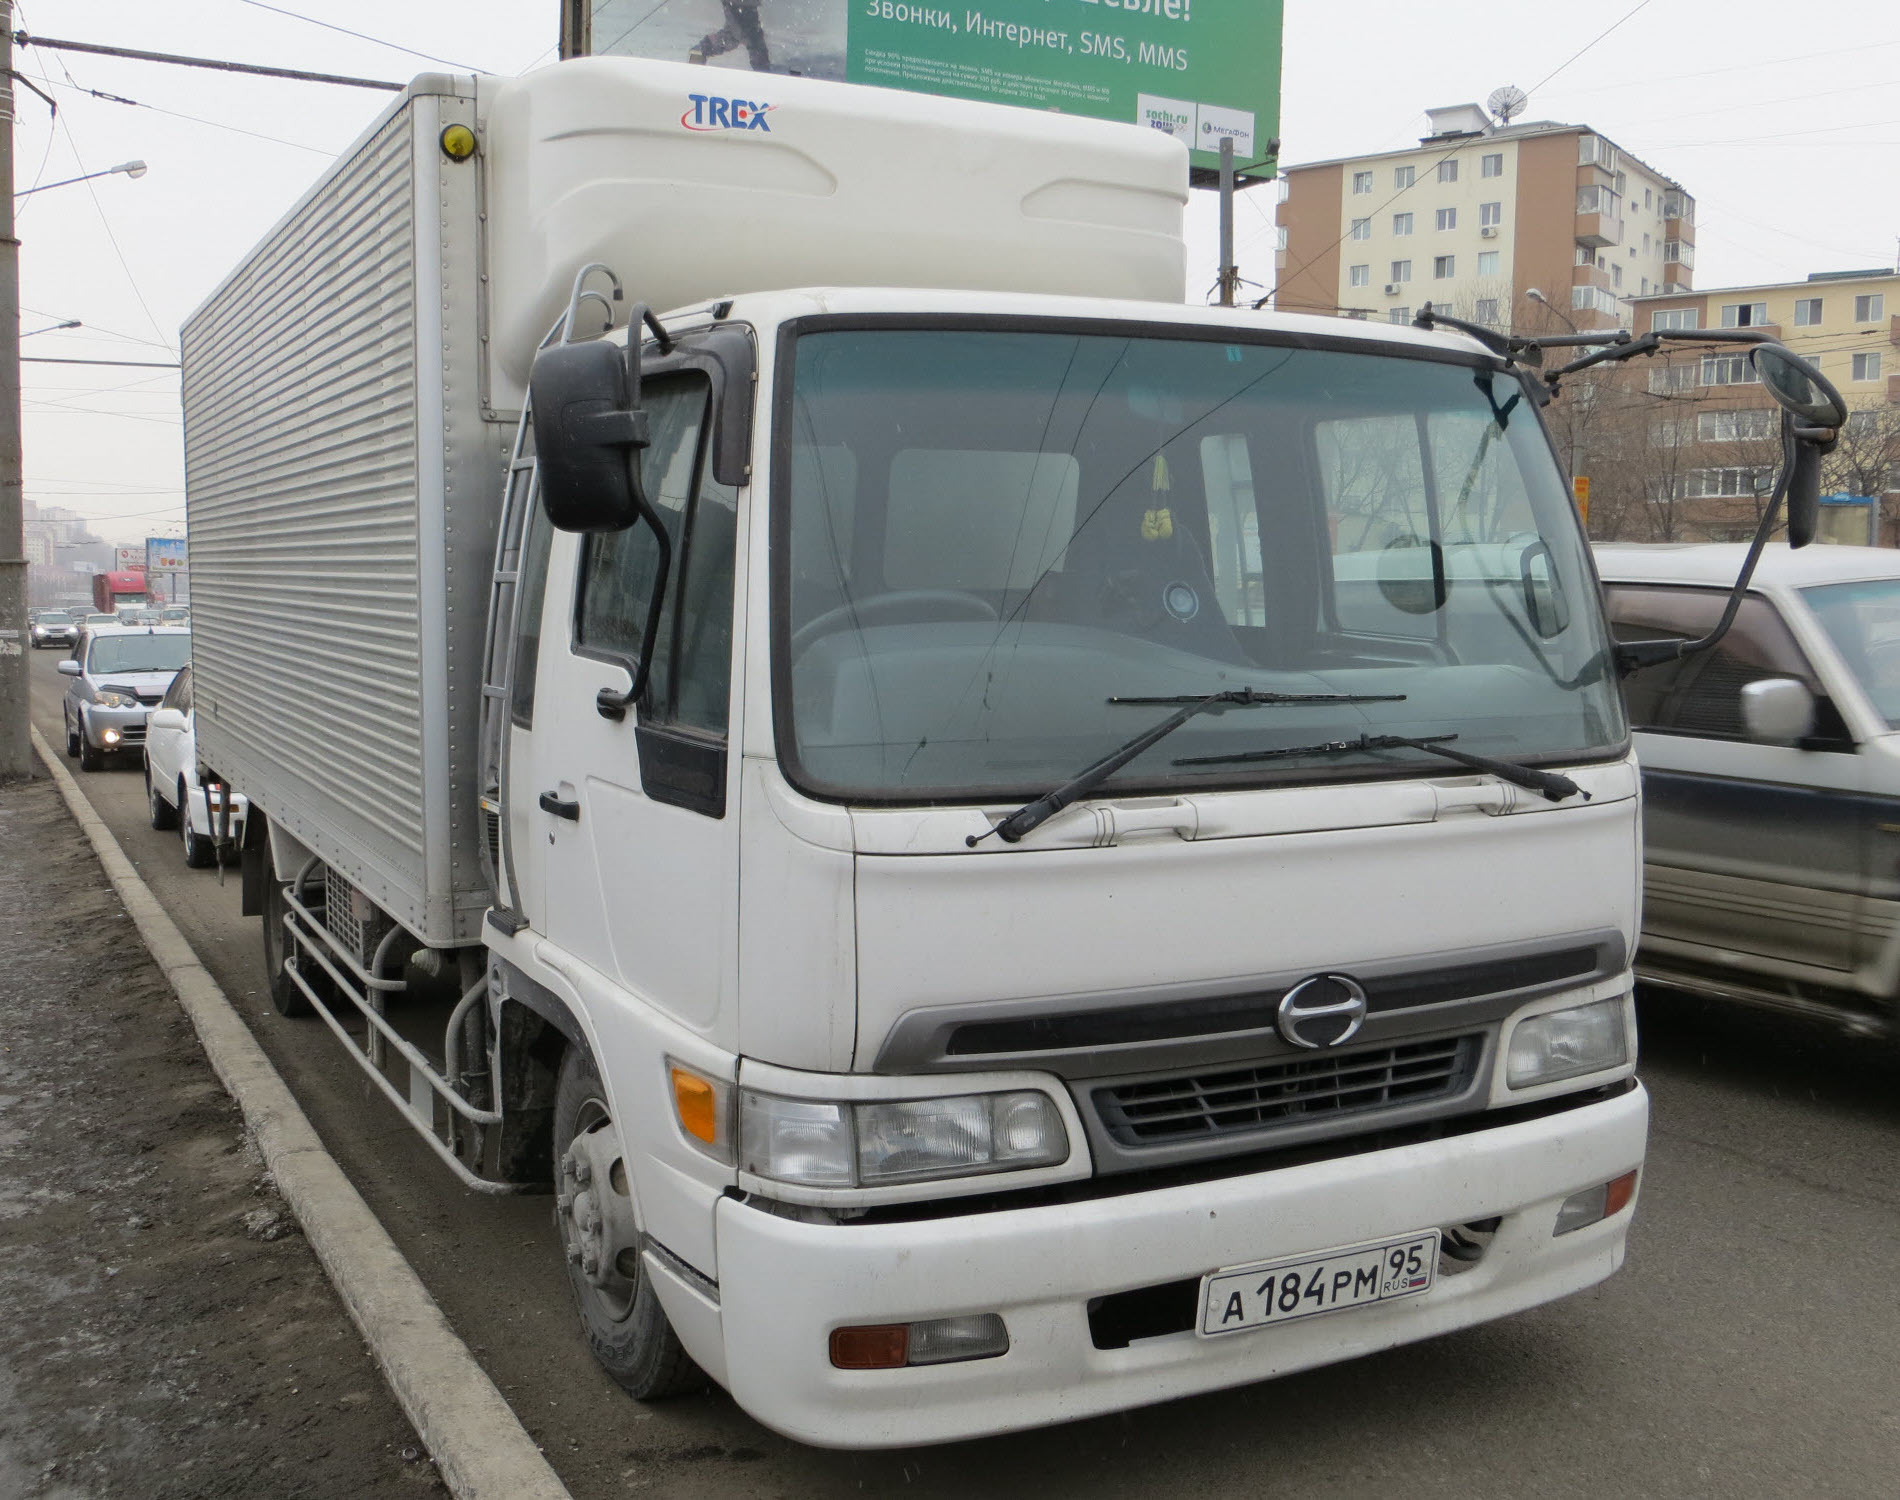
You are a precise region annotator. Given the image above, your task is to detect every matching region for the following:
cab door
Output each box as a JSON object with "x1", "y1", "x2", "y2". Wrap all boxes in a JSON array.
[
  {"x1": 1607, "y1": 584, "x2": 1865, "y2": 974},
  {"x1": 518, "y1": 372, "x2": 741, "y2": 1037}
]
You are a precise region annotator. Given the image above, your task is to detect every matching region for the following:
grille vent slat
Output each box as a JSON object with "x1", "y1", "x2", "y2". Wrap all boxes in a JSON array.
[{"x1": 1094, "y1": 1036, "x2": 1481, "y2": 1147}]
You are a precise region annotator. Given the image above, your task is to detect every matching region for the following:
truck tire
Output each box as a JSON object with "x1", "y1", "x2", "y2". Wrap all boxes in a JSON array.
[
  {"x1": 146, "y1": 765, "x2": 177, "y2": 830},
  {"x1": 261, "y1": 862, "x2": 314, "y2": 1017},
  {"x1": 181, "y1": 783, "x2": 216, "y2": 868},
  {"x1": 553, "y1": 1046, "x2": 708, "y2": 1401}
]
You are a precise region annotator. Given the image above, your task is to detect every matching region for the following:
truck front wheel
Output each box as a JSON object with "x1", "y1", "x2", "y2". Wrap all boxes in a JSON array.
[
  {"x1": 260, "y1": 859, "x2": 314, "y2": 1017},
  {"x1": 553, "y1": 1046, "x2": 707, "y2": 1401}
]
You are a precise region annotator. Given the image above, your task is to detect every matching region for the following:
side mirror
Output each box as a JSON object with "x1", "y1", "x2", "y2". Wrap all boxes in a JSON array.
[
  {"x1": 148, "y1": 708, "x2": 187, "y2": 733},
  {"x1": 56, "y1": 659, "x2": 82, "y2": 676},
  {"x1": 528, "y1": 338, "x2": 650, "y2": 533},
  {"x1": 1785, "y1": 439, "x2": 1824, "y2": 549},
  {"x1": 1520, "y1": 542, "x2": 1570, "y2": 638},
  {"x1": 1752, "y1": 343, "x2": 1848, "y2": 427},
  {"x1": 1739, "y1": 677, "x2": 1816, "y2": 745}
]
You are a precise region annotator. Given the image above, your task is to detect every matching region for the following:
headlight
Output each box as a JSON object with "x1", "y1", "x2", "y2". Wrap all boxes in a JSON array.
[
  {"x1": 1506, "y1": 999, "x2": 1629, "y2": 1089},
  {"x1": 738, "y1": 1088, "x2": 1069, "y2": 1189},
  {"x1": 93, "y1": 692, "x2": 138, "y2": 709}
]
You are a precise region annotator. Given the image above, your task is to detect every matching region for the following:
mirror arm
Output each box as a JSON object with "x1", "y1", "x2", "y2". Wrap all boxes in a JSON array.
[
  {"x1": 595, "y1": 503, "x2": 674, "y2": 722},
  {"x1": 1614, "y1": 424, "x2": 1794, "y2": 676}
]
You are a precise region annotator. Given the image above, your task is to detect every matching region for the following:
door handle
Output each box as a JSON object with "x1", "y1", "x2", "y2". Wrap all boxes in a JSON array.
[{"x1": 538, "y1": 791, "x2": 580, "y2": 821}]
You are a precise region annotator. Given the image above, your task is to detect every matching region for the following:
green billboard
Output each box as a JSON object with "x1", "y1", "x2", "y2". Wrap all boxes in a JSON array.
[{"x1": 585, "y1": 0, "x2": 1281, "y2": 180}]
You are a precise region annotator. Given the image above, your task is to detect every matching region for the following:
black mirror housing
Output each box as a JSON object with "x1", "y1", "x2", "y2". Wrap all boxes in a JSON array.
[
  {"x1": 1786, "y1": 438, "x2": 1824, "y2": 549},
  {"x1": 529, "y1": 339, "x2": 649, "y2": 533}
]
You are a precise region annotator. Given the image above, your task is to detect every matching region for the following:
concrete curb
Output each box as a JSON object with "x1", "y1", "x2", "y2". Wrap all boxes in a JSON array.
[{"x1": 31, "y1": 728, "x2": 573, "y2": 1500}]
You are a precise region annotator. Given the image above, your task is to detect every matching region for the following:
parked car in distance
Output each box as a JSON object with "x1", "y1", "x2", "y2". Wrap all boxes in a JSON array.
[
  {"x1": 28, "y1": 609, "x2": 78, "y2": 649},
  {"x1": 143, "y1": 663, "x2": 245, "y2": 866},
  {"x1": 80, "y1": 612, "x2": 118, "y2": 631},
  {"x1": 1597, "y1": 543, "x2": 1900, "y2": 1035},
  {"x1": 57, "y1": 624, "x2": 191, "y2": 771},
  {"x1": 160, "y1": 606, "x2": 190, "y2": 625}
]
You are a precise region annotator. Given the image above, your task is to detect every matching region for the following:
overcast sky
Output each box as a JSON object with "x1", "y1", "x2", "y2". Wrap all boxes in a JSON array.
[{"x1": 17, "y1": 0, "x2": 1899, "y2": 541}]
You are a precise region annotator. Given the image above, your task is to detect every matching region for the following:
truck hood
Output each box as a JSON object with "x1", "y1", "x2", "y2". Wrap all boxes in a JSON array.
[{"x1": 845, "y1": 761, "x2": 1639, "y2": 1073}]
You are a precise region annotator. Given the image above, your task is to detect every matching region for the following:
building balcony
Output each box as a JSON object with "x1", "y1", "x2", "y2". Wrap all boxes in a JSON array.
[
  {"x1": 1889, "y1": 372, "x2": 1900, "y2": 403},
  {"x1": 1571, "y1": 263, "x2": 1612, "y2": 290},
  {"x1": 1664, "y1": 216, "x2": 1695, "y2": 246},
  {"x1": 1890, "y1": 314, "x2": 1900, "y2": 346},
  {"x1": 1663, "y1": 262, "x2": 1694, "y2": 290},
  {"x1": 1576, "y1": 213, "x2": 1623, "y2": 248}
]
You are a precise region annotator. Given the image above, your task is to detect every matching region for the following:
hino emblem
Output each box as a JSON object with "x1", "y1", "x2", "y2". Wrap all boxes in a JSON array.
[{"x1": 1276, "y1": 974, "x2": 1370, "y2": 1050}]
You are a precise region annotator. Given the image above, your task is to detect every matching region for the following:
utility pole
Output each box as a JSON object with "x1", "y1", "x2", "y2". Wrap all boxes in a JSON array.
[
  {"x1": 1216, "y1": 137, "x2": 1238, "y2": 308},
  {"x1": 0, "y1": 0, "x2": 28, "y2": 781}
]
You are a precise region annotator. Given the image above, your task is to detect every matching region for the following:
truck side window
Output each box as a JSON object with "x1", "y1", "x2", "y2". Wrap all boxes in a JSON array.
[
  {"x1": 1200, "y1": 434, "x2": 1265, "y2": 628},
  {"x1": 575, "y1": 374, "x2": 734, "y2": 734},
  {"x1": 1605, "y1": 585, "x2": 1830, "y2": 740},
  {"x1": 509, "y1": 498, "x2": 553, "y2": 730}
]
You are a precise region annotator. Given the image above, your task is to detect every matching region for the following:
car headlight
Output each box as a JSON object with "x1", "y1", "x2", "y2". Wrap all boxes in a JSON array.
[
  {"x1": 736, "y1": 1088, "x2": 1069, "y2": 1189},
  {"x1": 92, "y1": 692, "x2": 138, "y2": 709},
  {"x1": 1506, "y1": 999, "x2": 1630, "y2": 1089}
]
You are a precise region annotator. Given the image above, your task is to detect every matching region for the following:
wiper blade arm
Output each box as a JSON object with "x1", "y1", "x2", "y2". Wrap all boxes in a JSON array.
[
  {"x1": 968, "y1": 689, "x2": 1408, "y2": 847},
  {"x1": 1175, "y1": 733, "x2": 1591, "y2": 804}
]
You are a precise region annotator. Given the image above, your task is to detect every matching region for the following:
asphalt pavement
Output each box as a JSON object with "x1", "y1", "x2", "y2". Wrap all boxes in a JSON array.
[{"x1": 28, "y1": 648, "x2": 1900, "y2": 1497}]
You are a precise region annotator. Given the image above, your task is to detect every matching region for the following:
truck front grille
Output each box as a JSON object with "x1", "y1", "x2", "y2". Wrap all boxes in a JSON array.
[{"x1": 1093, "y1": 1035, "x2": 1482, "y2": 1148}]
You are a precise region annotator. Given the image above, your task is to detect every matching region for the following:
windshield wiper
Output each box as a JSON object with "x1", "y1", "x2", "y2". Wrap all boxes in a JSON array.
[
  {"x1": 967, "y1": 688, "x2": 1407, "y2": 846},
  {"x1": 1175, "y1": 732, "x2": 1590, "y2": 804}
]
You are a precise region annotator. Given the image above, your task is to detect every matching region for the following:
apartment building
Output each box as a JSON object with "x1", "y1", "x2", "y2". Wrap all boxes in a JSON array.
[
  {"x1": 1619, "y1": 269, "x2": 1900, "y2": 541},
  {"x1": 1274, "y1": 103, "x2": 1693, "y2": 335}
]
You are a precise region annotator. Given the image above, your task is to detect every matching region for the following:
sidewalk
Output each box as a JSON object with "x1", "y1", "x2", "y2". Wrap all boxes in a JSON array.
[{"x1": 0, "y1": 774, "x2": 439, "y2": 1499}]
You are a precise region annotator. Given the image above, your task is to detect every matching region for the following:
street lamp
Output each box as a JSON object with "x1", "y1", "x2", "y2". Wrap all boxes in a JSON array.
[
  {"x1": 1526, "y1": 287, "x2": 1578, "y2": 334},
  {"x1": 21, "y1": 319, "x2": 80, "y2": 337},
  {"x1": 16, "y1": 160, "x2": 148, "y2": 198}
]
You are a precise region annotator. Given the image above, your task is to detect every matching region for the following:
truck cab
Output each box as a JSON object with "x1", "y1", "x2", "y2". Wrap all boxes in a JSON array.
[{"x1": 489, "y1": 285, "x2": 1646, "y2": 1444}]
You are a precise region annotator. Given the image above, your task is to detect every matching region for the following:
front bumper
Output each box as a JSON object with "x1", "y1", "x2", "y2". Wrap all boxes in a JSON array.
[
  {"x1": 699, "y1": 1083, "x2": 1647, "y2": 1448},
  {"x1": 82, "y1": 704, "x2": 150, "y2": 749},
  {"x1": 32, "y1": 631, "x2": 75, "y2": 648}
]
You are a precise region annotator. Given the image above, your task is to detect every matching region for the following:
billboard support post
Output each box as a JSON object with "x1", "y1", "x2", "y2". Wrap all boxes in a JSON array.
[{"x1": 1218, "y1": 136, "x2": 1237, "y2": 308}]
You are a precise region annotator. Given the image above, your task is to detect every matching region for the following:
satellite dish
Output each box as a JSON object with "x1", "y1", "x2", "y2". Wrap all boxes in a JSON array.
[{"x1": 1487, "y1": 85, "x2": 1528, "y2": 126}]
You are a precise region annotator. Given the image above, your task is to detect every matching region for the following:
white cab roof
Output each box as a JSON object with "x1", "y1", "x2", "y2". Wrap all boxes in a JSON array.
[{"x1": 1594, "y1": 542, "x2": 1900, "y2": 591}]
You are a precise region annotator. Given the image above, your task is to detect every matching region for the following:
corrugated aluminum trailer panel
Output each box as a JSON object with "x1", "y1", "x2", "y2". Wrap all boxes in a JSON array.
[{"x1": 184, "y1": 78, "x2": 507, "y2": 946}]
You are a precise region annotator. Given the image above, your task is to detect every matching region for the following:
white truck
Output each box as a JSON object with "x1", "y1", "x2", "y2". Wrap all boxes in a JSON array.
[{"x1": 181, "y1": 57, "x2": 1844, "y2": 1448}]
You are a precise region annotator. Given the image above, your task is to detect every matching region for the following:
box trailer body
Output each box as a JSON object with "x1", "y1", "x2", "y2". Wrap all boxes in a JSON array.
[
  {"x1": 91, "y1": 571, "x2": 146, "y2": 613},
  {"x1": 184, "y1": 60, "x2": 1651, "y2": 1448}
]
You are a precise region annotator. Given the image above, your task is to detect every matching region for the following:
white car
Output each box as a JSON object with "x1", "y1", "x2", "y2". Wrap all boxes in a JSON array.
[
  {"x1": 143, "y1": 663, "x2": 247, "y2": 868},
  {"x1": 1597, "y1": 542, "x2": 1900, "y2": 1033}
]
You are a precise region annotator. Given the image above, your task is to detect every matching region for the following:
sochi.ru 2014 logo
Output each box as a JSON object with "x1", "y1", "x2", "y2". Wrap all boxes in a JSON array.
[{"x1": 681, "y1": 94, "x2": 775, "y2": 132}]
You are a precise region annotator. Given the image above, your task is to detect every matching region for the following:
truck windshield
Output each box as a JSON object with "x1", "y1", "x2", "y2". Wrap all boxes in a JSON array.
[
  {"x1": 88, "y1": 633, "x2": 190, "y2": 675},
  {"x1": 1801, "y1": 578, "x2": 1900, "y2": 727},
  {"x1": 777, "y1": 326, "x2": 1624, "y2": 803}
]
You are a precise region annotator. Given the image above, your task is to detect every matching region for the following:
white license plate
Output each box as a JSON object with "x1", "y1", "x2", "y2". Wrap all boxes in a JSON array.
[{"x1": 1198, "y1": 1230, "x2": 1440, "y2": 1337}]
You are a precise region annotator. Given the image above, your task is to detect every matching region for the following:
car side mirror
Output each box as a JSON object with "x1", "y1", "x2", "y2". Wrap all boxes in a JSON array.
[
  {"x1": 528, "y1": 338, "x2": 651, "y2": 533},
  {"x1": 1740, "y1": 677, "x2": 1816, "y2": 745},
  {"x1": 57, "y1": 659, "x2": 82, "y2": 676},
  {"x1": 148, "y1": 708, "x2": 187, "y2": 732}
]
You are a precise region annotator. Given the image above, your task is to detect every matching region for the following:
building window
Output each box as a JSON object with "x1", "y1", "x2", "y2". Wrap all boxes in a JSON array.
[
  {"x1": 1652, "y1": 308, "x2": 1699, "y2": 331},
  {"x1": 1650, "y1": 364, "x2": 1696, "y2": 394},
  {"x1": 1352, "y1": 170, "x2": 1373, "y2": 195},
  {"x1": 1852, "y1": 352, "x2": 1883, "y2": 382},
  {"x1": 1475, "y1": 298, "x2": 1500, "y2": 325},
  {"x1": 1436, "y1": 207, "x2": 1456, "y2": 231},
  {"x1": 1612, "y1": 263, "x2": 1623, "y2": 288},
  {"x1": 1476, "y1": 250, "x2": 1500, "y2": 277},
  {"x1": 1641, "y1": 278, "x2": 1649, "y2": 295},
  {"x1": 1350, "y1": 218, "x2": 1371, "y2": 241},
  {"x1": 1576, "y1": 185, "x2": 1623, "y2": 218},
  {"x1": 1855, "y1": 293, "x2": 1886, "y2": 322},
  {"x1": 1642, "y1": 233, "x2": 1651, "y2": 254},
  {"x1": 1479, "y1": 201, "x2": 1501, "y2": 227},
  {"x1": 1571, "y1": 285, "x2": 1619, "y2": 316},
  {"x1": 1437, "y1": 159, "x2": 1458, "y2": 183},
  {"x1": 1698, "y1": 410, "x2": 1776, "y2": 442},
  {"x1": 1686, "y1": 467, "x2": 1776, "y2": 499},
  {"x1": 1389, "y1": 307, "x2": 1411, "y2": 324},
  {"x1": 1390, "y1": 260, "x2": 1412, "y2": 283},
  {"x1": 1701, "y1": 353, "x2": 1760, "y2": 386},
  {"x1": 1794, "y1": 298, "x2": 1823, "y2": 326},
  {"x1": 1644, "y1": 188, "x2": 1653, "y2": 209},
  {"x1": 1349, "y1": 263, "x2": 1370, "y2": 288},
  {"x1": 1650, "y1": 419, "x2": 1689, "y2": 448},
  {"x1": 1394, "y1": 165, "x2": 1415, "y2": 189},
  {"x1": 1846, "y1": 410, "x2": 1879, "y2": 438},
  {"x1": 1662, "y1": 240, "x2": 1693, "y2": 268},
  {"x1": 1433, "y1": 255, "x2": 1455, "y2": 279},
  {"x1": 1720, "y1": 302, "x2": 1770, "y2": 328},
  {"x1": 1393, "y1": 212, "x2": 1414, "y2": 235},
  {"x1": 1481, "y1": 152, "x2": 1503, "y2": 178}
]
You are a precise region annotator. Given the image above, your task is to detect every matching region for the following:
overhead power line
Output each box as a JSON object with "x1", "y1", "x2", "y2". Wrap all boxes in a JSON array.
[
  {"x1": 23, "y1": 356, "x2": 180, "y2": 367},
  {"x1": 12, "y1": 31, "x2": 403, "y2": 90},
  {"x1": 232, "y1": 0, "x2": 483, "y2": 71}
]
